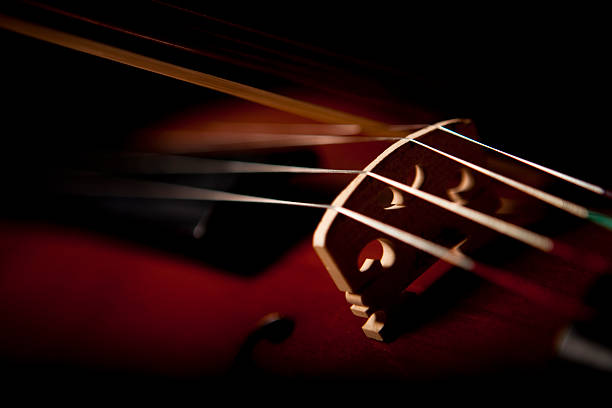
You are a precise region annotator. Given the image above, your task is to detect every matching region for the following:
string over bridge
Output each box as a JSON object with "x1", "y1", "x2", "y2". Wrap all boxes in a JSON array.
[{"x1": 313, "y1": 120, "x2": 505, "y2": 340}]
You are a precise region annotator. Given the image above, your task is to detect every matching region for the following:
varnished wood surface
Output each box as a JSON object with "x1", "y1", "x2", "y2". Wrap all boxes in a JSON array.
[{"x1": 0, "y1": 219, "x2": 607, "y2": 384}]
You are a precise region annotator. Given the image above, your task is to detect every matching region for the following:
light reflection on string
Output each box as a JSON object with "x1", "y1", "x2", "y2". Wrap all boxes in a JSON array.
[
  {"x1": 89, "y1": 153, "x2": 609, "y2": 272},
  {"x1": 438, "y1": 126, "x2": 609, "y2": 197},
  {"x1": 62, "y1": 177, "x2": 592, "y2": 320}
]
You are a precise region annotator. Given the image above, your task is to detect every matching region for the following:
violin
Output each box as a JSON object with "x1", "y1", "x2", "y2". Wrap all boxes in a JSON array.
[{"x1": 1, "y1": 1, "x2": 611, "y2": 389}]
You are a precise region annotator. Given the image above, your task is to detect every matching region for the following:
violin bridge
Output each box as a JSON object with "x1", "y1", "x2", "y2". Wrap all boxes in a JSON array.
[
  {"x1": 313, "y1": 121, "x2": 499, "y2": 341},
  {"x1": 350, "y1": 304, "x2": 370, "y2": 318}
]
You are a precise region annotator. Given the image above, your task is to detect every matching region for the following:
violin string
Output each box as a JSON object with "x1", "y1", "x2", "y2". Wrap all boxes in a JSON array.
[
  {"x1": 438, "y1": 125, "x2": 612, "y2": 198},
  {"x1": 62, "y1": 177, "x2": 591, "y2": 320},
  {"x1": 165, "y1": 123, "x2": 425, "y2": 135},
  {"x1": 137, "y1": 129, "x2": 612, "y2": 231},
  {"x1": 151, "y1": 125, "x2": 610, "y2": 216},
  {"x1": 100, "y1": 153, "x2": 609, "y2": 272},
  {"x1": 408, "y1": 139, "x2": 602, "y2": 222},
  {"x1": 145, "y1": 124, "x2": 429, "y2": 153},
  {"x1": 142, "y1": 125, "x2": 429, "y2": 153},
  {"x1": 200, "y1": 123, "x2": 367, "y2": 135},
  {"x1": 145, "y1": 131, "x2": 401, "y2": 153}
]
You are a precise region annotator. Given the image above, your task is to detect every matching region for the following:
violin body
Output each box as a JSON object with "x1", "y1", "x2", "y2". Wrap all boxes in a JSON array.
[
  {"x1": 1, "y1": 1, "x2": 611, "y2": 388},
  {"x1": 1, "y1": 208, "x2": 608, "y2": 386}
]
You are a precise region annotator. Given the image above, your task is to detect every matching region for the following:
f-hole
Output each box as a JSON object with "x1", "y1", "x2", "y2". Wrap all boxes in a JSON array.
[{"x1": 357, "y1": 238, "x2": 396, "y2": 272}]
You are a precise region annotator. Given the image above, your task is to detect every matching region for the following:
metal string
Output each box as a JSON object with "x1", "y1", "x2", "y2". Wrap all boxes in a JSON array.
[
  {"x1": 439, "y1": 125, "x2": 611, "y2": 198},
  {"x1": 95, "y1": 153, "x2": 609, "y2": 272},
  {"x1": 62, "y1": 177, "x2": 592, "y2": 320}
]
